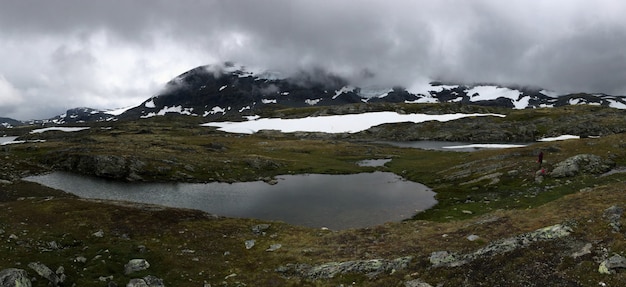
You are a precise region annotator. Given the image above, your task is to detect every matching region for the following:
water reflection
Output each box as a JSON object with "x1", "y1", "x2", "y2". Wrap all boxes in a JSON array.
[{"x1": 24, "y1": 171, "x2": 436, "y2": 230}]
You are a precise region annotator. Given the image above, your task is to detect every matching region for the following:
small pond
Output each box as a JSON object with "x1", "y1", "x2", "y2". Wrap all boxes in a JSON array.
[{"x1": 24, "y1": 171, "x2": 436, "y2": 230}]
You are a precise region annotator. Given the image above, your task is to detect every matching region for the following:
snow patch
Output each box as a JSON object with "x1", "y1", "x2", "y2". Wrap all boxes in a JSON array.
[
  {"x1": 262, "y1": 98, "x2": 277, "y2": 104},
  {"x1": 219, "y1": 85, "x2": 228, "y2": 91},
  {"x1": 333, "y1": 86, "x2": 355, "y2": 99},
  {"x1": 30, "y1": 127, "x2": 90, "y2": 134},
  {"x1": 105, "y1": 105, "x2": 135, "y2": 116},
  {"x1": 305, "y1": 99, "x2": 322, "y2": 105},
  {"x1": 204, "y1": 106, "x2": 227, "y2": 116},
  {"x1": 145, "y1": 99, "x2": 156, "y2": 108},
  {"x1": 467, "y1": 86, "x2": 522, "y2": 108},
  {"x1": 202, "y1": 112, "x2": 505, "y2": 134},
  {"x1": 443, "y1": 144, "x2": 527, "y2": 150},
  {"x1": 142, "y1": 106, "x2": 195, "y2": 118},
  {"x1": 608, "y1": 99, "x2": 626, "y2": 109},
  {"x1": 538, "y1": 135, "x2": 580, "y2": 142}
]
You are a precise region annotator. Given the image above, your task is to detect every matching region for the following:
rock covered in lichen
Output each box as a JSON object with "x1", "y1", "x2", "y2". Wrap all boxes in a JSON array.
[
  {"x1": 551, "y1": 154, "x2": 614, "y2": 178},
  {"x1": 598, "y1": 254, "x2": 626, "y2": 274},
  {"x1": 430, "y1": 224, "x2": 572, "y2": 268},
  {"x1": 0, "y1": 268, "x2": 31, "y2": 287},
  {"x1": 277, "y1": 256, "x2": 412, "y2": 280}
]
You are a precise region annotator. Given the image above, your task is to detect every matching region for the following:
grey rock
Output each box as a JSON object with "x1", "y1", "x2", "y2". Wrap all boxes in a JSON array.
[
  {"x1": 0, "y1": 268, "x2": 32, "y2": 287},
  {"x1": 245, "y1": 240, "x2": 256, "y2": 250},
  {"x1": 93, "y1": 230, "x2": 105, "y2": 238},
  {"x1": 604, "y1": 205, "x2": 623, "y2": 232},
  {"x1": 431, "y1": 224, "x2": 572, "y2": 267},
  {"x1": 551, "y1": 154, "x2": 614, "y2": 178},
  {"x1": 124, "y1": 259, "x2": 150, "y2": 275},
  {"x1": 127, "y1": 275, "x2": 165, "y2": 287},
  {"x1": 266, "y1": 244, "x2": 282, "y2": 252},
  {"x1": 599, "y1": 254, "x2": 626, "y2": 274},
  {"x1": 251, "y1": 224, "x2": 271, "y2": 235},
  {"x1": 277, "y1": 256, "x2": 412, "y2": 280},
  {"x1": 405, "y1": 278, "x2": 433, "y2": 287},
  {"x1": 27, "y1": 262, "x2": 60, "y2": 286},
  {"x1": 571, "y1": 243, "x2": 593, "y2": 258}
]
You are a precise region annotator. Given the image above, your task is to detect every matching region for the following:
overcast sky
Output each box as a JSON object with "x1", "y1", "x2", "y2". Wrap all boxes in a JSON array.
[{"x1": 1, "y1": 0, "x2": 625, "y2": 120}]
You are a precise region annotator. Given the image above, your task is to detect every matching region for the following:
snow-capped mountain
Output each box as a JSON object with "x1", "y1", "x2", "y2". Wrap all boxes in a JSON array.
[
  {"x1": 4, "y1": 62, "x2": 626, "y2": 128},
  {"x1": 114, "y1": 62, "x2": 626, "y2": 121},
  {"x1": 0, "y1": 117, "x2": 22, "y2": 129}
]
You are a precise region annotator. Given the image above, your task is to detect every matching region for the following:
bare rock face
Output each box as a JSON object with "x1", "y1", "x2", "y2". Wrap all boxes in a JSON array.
[{"x1": 550, "y1": 154, "x2": 614, "y2": 178}]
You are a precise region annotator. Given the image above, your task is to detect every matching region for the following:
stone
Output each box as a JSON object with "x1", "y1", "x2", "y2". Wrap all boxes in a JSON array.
[
  {"x1": 124, "y1": 259, "x2": 150, "y2": 275},
  {"x1": 466, "y1": 234, "x2": 480, "y2": 241},
  {"x1": 266, "y1": 244, "x2": 282, "y2": 252},
  {"x1": 604, "y1": 205, "x2": 623, "y2": 232},
  {"x1": 0, "y1": 268, "x2": 32, "y2": 287},
  {"x1": 141, "y1": 275, "x2": 165, "y2": 287},
  {"x1": 598, "y1": 254, "x2": 626, "y2": 274},
  {"x1": 405, "y1": 278, "x2": 433, "y2": 287},
  {"x1": 251, "y1": 224, "x2": 271, "y2": 235},
  {"x1": 277, "y1": 256, "x2": 413, "y2": 280},
  {"x1": 93, "y1": 230, "x2": 105, "y2": 238},
  {"x1": 27, "y1": 262, "x2": 60, "y2": 286},
  {"x1": 431, "y1": 224, "x2": 572, "y2": 268},
  {"x1": 245, "y1": 240, "x2": 256, "y2": 250},
  {"x1": 551, "y1": 154, "x2": 614, "y2": 178}
]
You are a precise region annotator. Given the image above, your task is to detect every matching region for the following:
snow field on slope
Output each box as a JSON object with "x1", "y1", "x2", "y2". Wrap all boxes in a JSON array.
[{"x1": 202, "y1": 112, "x2": 505, "y2": 134}]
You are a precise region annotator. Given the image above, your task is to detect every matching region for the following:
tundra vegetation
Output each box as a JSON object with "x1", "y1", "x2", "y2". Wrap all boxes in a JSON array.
[{"x1": 1, "y1": 103, "x2": 625, "y2": 286}]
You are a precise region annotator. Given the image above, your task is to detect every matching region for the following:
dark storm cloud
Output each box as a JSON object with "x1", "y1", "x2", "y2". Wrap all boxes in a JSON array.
[{"x1": 1, "y1": 0, "x2": 625, "y2": 119}]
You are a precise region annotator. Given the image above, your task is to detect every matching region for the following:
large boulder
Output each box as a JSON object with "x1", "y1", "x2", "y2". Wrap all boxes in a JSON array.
[
  {"x1": 550, "y1": 154, "x2": 614, "y2": 178},
  {"x1": 0, "y1": 268, "x2": 31, "y2": 287},
  {"x1": 599, "y1": 254, "x2": 626, "y2": 274},
  {"x1": 124, "y1": 259, "x2": 150, "y2": 275},
  {"x1": 27, "y1": 262, "x2": 61, "y2": 286}
]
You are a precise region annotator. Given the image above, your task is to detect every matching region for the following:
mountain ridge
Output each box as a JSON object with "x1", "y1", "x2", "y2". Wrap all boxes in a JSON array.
[{"x1": 3, "y1": 63, "x2": 626, "y2": 127}]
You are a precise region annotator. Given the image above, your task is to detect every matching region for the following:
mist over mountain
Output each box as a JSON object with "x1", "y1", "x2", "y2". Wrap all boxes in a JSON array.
[{"x1": 3, "y1": 62, "x2": 626, "y2": 127}]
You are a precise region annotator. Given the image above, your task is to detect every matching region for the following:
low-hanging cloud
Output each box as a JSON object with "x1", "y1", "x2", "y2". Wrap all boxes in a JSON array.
[{"x1": 1, "y1": 0, "x2": 625, "y2": 120}]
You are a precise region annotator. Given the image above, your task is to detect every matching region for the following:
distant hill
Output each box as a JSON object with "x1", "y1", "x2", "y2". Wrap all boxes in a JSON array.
[{"x1": 0, "y1": 117, "x2": 23, "y2": 128}]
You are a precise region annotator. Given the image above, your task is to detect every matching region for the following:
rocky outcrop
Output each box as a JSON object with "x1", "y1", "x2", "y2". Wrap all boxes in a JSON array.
[
  {"x1": 430, "y1": 224, "x2": 572, "y2": 268},
  {"x1": 277, "y1": 256, "x2": 412, "y2": 280},
  {"x1": 550, "y1": 154, "x2": 615, "y2": 178},
  {"x1": 47, "y1": 152, "x2": 146, "y2": 181}
]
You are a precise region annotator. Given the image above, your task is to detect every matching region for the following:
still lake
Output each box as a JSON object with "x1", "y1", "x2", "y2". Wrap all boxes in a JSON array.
[{"x1": 24, "y1": 171, "x2": 436, "y2": 230}]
